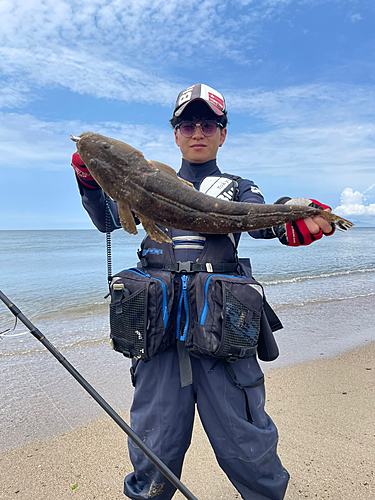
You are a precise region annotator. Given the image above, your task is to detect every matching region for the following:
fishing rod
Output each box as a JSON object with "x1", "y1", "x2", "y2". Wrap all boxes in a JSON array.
[{"x1": 0, "y1": 290, "x2": 198, "y2": 500}]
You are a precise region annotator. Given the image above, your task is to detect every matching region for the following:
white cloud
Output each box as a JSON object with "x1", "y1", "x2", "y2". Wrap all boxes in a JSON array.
[
  {"x1": 0, "y1": 1, "x2": 373, "y2": 198},
  {"x1": 0, "y1": 112, "x2": 181, "y2": 170},
  {"x1": 0, "y1": 1, "x2": 370, "y2": 110},
  {"x1": 0, "y1": 0, "x2": 254, "y2": 69},
  {"x1": 220, "y1": 122, "x2": 375, "y2": 178},
  {"x1": 0, "y1": 46, "x2": 180, "y2": 106},
  {"x1": 347, "y1": 13, "x2": 362, "y2": 23},
  {"x1": 0, "y1": 81, "x2": 31, "y2": 108},
  {"x1": 0, "y1": 0, "x2": 231, "y2": 108},
  {"x1": 334, "y1": 187, "x2": 375, "y2": 216},
  {"x1": 227, "y1": 84, "x2": 375, "y2": 126}
]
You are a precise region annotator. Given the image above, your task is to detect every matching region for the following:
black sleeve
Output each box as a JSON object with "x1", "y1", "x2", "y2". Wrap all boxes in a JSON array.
[
  {"x1": 237, "y1": 179, "x2": 276, "y2": 240},
  {"x1": 76, "y1": 179, "x2": 121, "y2": 233}
]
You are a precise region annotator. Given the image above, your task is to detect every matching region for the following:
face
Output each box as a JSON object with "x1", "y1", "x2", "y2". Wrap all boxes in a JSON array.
[{"x1": 174, "y1": 102, "x2": 227, "y2": 164}]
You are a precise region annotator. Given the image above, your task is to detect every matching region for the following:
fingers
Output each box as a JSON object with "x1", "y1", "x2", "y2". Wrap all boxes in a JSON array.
[
  {"x1": 304, "y1": 215, "x2": 333, "y2": 235},
  {"x1": 314, "y1": 215, "x2": 334, "y2": 234},
  {"x1": 303, "y1": 217, "x2": 320, "y2": 234}
]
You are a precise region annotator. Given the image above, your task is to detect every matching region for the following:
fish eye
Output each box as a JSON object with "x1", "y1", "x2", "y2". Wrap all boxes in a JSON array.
[{"x1": 102, "y1": 142, "x2": 110, "y2": 149}]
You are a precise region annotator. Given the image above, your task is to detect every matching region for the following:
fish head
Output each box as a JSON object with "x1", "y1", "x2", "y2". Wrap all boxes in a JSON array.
[{"x1": 71, "y1": 132, "x2": 153, "y2": 187}]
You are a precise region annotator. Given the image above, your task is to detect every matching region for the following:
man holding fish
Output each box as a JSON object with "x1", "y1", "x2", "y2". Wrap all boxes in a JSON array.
[{"x1": 71, "y1": 84, "x2": 342, "y2": 500}]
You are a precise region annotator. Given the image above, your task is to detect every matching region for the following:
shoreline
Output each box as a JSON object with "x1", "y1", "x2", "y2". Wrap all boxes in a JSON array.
[
  {"x1": 1, "y1": 341, "x2": 374, "y2": 499},
  {"x1": 1, "y1": 293, "x2": 375, "y2": 453}
]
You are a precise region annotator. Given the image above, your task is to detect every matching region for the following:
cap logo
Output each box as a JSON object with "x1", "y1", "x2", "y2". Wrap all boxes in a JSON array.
[
  {"x1": 177, "y1": 86, "x2": 194, "y2": 107},
  {"x1": 208, "y1": 92, "x2": 224, "y2": 111}
]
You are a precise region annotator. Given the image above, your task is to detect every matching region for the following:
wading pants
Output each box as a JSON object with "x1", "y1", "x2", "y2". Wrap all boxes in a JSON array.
[{"x1": 124, "y1": 349, "x2": 289, "y2": 500}]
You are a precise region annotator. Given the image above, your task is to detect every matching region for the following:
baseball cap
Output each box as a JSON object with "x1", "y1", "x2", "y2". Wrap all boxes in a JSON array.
[{"x1": 173, "y1": 84, "x2": 226, "y2": 117}]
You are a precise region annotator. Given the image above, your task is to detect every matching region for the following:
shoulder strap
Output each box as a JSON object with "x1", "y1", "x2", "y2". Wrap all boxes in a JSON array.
[{"x1": 221, "y1": 172, "x2": 243, "y2": 183}]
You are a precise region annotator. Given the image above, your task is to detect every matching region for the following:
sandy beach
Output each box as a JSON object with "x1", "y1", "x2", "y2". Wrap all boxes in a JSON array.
[{"x1": 1, "y1": 340, "x2": 374, "y2": 500}]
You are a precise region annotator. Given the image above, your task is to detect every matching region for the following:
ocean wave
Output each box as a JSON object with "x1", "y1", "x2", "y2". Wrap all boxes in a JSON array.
[
  {"x1": 262, "y1": 267, "x2": 375, "y2": 286},
  {"x1": 0, "y1": 299, "x2": 109, "y2": 329},
  {"x1": 0, "y1": 334, "x2": 110, "y2": 358},
  {"x1": 272, "y1": 291, "x2": 375, "y2": 311}
]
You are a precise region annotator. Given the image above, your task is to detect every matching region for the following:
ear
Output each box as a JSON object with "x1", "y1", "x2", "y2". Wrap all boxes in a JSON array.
[
  {"x1": 174, "y1": 129, "x2": 180, "y2": 147},
  {"x1": 219, "y1": 127, "x2": 227, "y2": 147}
]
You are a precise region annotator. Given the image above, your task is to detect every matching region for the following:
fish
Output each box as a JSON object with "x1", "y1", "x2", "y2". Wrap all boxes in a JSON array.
[{"x1": 71, "y1": 132, "x2": 354, "y2": 244}]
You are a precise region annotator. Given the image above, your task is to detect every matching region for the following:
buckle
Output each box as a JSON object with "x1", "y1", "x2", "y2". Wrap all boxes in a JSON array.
[{"x1": 176, "y1": 261, "x2": 194, "y2": 274}]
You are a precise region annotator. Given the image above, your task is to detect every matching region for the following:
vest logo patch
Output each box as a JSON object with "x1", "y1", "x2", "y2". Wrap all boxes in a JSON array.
[
  {"x1": 199, "y1": 176, "x2": 238, "y2": 201},
  {"x1": 142, "y1": 248, "x2": 163, "y2": 256},
  {"x1": 250, "y1": 185, "x2": 263, "y2": 197}
]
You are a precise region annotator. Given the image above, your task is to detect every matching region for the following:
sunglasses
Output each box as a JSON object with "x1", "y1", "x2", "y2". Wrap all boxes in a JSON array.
[{"x1": 175, "y1": 120, "x2": 223, "y2": 138}]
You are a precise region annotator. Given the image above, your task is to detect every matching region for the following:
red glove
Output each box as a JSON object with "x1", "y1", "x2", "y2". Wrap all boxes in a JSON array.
[
  {"x1": 273, "y1": 198, "x2": 335, "y2": 246},
  {"x1": 71, "y1": 152, "x2": 100, "y2": 190}
]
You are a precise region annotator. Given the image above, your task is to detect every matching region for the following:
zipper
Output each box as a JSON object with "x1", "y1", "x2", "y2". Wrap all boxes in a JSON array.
[
  {"x1": 152, "y1": 277, "x2": 168, "y2": 327},
  {"x1": 127, "y1": 268, "x2": 150, "y2": 277},
  {"x1": 200, "y1": 274, "x2": 248, "y2": 325},
  {"x1": 176, "y1": 275, "x2": 189, "y2": 341}
]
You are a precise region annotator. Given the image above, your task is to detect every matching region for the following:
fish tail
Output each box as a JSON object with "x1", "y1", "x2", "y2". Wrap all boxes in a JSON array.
[{"x1": 328, "y1": 213, "x2": 355, "y2": 231}]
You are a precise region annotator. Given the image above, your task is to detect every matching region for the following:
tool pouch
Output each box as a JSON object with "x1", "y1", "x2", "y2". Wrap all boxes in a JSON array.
[
  {"x1": 186, "y1": 274, "x2": 264, "y2": 360},
  {"x1": 109, "y1": 268, "x2": 176, "y2": 359}
]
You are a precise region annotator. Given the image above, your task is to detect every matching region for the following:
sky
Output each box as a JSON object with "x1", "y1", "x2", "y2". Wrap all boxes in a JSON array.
[{"x1": 0, "y1": 0, "x2": 375, "y2": 229}]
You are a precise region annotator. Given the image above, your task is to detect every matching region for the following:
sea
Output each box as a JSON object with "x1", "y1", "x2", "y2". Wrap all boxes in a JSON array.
[{"x1": 1, "y1": 228, "x2": 375, "y2": 449}]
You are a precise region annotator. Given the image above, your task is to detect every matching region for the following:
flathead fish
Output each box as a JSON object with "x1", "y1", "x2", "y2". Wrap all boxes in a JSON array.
[{"x1": 71, "y1": 132, "x2": 354, "y2": 243}]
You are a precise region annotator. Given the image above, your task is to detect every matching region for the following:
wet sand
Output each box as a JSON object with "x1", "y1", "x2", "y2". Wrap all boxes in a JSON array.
[
  {"x1": 2, "y1": 293, "x2": 375, "y2": 453},
  {"x1": 1, "y1": 341, "x2": 374, "y2": 500}
]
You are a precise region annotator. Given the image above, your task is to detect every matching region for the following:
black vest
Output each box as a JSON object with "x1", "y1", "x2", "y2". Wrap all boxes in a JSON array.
[{"x1": 109, "y1": 174, "x2": 281, "y2": 362}]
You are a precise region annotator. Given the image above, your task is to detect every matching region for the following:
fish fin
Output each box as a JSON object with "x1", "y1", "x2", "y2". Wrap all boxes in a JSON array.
[
  {"x1": 180, "y1": 178, "x2": 194, "y2": 188},
  {"x1": 118, "y1": 203, "x2": 138, "y2": 235},
  {"x1": 136, "y1": 214, "x2": 172, "y2": 243},
  {"x1": 332, "y1": 215, "x2": 354, "y2": 231},
  {"x1": 330, "y1": 214, "x2": 355, "y2": 231},
  {"x1": 147, "y1": 160, "x2": 194, "y2": 189},
  {"x1": 147, "y1": 160, "x2": 176, "y2": 177}
]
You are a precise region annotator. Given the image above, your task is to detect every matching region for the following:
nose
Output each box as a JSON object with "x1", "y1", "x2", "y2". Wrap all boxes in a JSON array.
[{"x1": 191, "y1": 123, "x2": 204, "y2": 139}]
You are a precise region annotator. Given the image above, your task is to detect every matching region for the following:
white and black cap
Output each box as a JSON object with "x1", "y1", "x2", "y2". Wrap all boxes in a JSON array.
[{"x1": 173, "y1": 84, "x2": 226, "y2": 117}]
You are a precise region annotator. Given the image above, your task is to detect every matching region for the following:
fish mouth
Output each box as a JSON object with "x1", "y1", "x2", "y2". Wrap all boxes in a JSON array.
[{"x1": 70, "y1": 135, "x2": 81, "y2": 143}]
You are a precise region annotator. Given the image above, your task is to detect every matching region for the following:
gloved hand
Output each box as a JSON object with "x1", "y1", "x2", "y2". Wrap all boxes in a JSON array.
[
  {"x1": 272, "y1": 197, "x2": 335, "y2": 246},
  {"x1": 71, "y1": 152, "x2": 100, "y2": 190}
]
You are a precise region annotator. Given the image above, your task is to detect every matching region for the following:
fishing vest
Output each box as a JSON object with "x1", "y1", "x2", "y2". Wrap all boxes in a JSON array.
[{"x1": 109, "y1": 174, "x2": 281, "y2": 363}]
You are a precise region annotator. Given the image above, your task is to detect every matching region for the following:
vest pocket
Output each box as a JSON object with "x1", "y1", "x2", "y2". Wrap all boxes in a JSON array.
[
  {"x1": 109, "y1": 268, "x2": 175, "y2": 359},
  {"x1": 187, "y1": 274, "x2": 263, "y2": 360}
]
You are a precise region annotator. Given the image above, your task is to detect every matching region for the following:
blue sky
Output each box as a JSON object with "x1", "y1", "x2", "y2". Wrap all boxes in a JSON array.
[{"x1": 0, "y1": 0, "x2": 374, "y2": 229}]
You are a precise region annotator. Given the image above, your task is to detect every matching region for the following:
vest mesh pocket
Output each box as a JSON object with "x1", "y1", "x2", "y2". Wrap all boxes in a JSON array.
[
  {"x1": 109, "y1": 268, "x2": 176, "y2": 359},
  {"x1": 110, "y1": 288, "x2": 147, "y2": 359},
  {"x1": 186, "y1": 273, "x2": 263, "y2": 360},
  {"x1": 215, "y1": 289, "x2": 260, "y2": 358}
]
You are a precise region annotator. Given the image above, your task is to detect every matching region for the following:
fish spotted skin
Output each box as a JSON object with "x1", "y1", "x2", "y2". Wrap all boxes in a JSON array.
[{"x1": 72, "y1": 132, "x2": 354, "y2": 243}]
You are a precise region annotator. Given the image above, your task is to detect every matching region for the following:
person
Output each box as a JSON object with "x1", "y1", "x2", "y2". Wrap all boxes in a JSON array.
[{"x1": 71, "y1": 84, "x2": 334, "y2": 500}]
